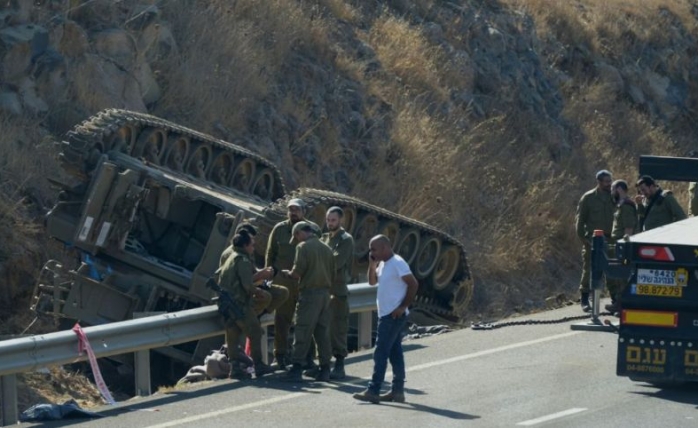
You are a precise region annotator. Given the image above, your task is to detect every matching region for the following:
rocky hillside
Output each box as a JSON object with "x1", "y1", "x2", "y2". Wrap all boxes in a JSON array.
[{"x1": 3, "y1": 0, "x2": 698, "y2": 329}]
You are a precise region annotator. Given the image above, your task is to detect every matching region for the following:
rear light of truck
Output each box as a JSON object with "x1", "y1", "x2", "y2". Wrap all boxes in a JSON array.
[
  {"x1": 622, "y1": 310, "x2": 678, "y2": 328},
  {"x1": 638, "y1": 246, "x2": 675, "y2": 262}
]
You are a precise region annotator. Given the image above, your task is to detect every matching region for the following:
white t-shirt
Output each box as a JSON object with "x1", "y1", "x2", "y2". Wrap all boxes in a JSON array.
[{"x1": 376, "y1": 254, "x2": 413, "y2": 317}]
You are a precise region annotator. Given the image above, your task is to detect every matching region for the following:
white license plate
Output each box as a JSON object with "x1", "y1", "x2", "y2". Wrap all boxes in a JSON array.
[{"x1": 637, "y1": 269, "x2": 677, "y2": 286}]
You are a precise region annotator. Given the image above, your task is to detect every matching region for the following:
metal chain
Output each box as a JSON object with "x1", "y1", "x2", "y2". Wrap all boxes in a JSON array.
[{"x1": 471, "y1": 312, "x2": 615, "y2": 330}]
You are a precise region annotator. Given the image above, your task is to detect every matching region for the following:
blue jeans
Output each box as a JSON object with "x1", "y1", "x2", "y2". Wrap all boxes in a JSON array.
[{"x1": 368, "y1": 313, "x2": 407, "y2": 393}]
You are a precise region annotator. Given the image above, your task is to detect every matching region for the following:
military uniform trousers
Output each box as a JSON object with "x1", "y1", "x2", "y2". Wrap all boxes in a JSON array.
[
  {"x1": 273, "y1": 277, "x2": 300, "y2": 357},
  {"x1": 292, "y1": 288, "x2": 332, "y2": 366},
  {"x1": 606, "y1": 245, "x2": 624, "y2": 300},
  {"x1": 253, "y1": 284, "x2": 289, "y2": 315},
  {"x1": 579, "y1": 238, "x2": 614, "y2": 293},
  {"x1": 225, "y1": 307, "x2": 264, "y2": 363},
  {"x1": 330, "y1": 294, "x2": 349, "y2": 358}
]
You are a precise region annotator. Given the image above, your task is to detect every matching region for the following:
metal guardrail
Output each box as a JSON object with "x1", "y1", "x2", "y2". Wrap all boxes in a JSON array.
[{"x1": 0, "y1": 283, "x2": 377, "y2": 426}]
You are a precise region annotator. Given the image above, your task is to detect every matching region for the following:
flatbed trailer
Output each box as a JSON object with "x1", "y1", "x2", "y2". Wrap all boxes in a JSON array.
[{"x1": 613, "y1": 216, "x2": 698, "y2": 382}]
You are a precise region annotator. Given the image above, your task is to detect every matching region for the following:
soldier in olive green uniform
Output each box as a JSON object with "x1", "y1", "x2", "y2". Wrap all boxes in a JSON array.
[
  {"x1": 321, "y1": 207, "x2": 354, "y2": 379},
  {"x1": 688, "y1": 182, "x2": 698, "y2": 216},
  {"x1": 606, "y1": 180, "x2": 637, "y2": 313},
  {"x1": 220, "y1": 223, "x2": 288, "y2": 316},
  {"x1": 217, "y1": 230, "x2": 274, "y2": 379},
  {"x1": 265, "y1": 199, "x2": 320, "y2": 369},
  {"x1": 575, "y1": 170, "x2": 614, "y2": 312},
  {"x1": 636, "y1": 175, "x2": 686, "y2": 231},
  {"x1": 281, "y1": 221, "x2": 335, "y2": 382}
]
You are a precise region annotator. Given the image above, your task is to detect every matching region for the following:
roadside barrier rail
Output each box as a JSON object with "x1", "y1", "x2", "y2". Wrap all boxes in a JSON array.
[{"x1": 0, "y1": 283, "x2": 377, "y2": 426}]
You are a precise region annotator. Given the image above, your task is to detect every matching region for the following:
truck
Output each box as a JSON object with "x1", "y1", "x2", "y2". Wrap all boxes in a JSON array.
[
  {"x1": 598, "y1": 155, "x2": 698, "y2": 383},
  {"x1": 30, "y1": 109, "x2": 474, "y2": 364}
]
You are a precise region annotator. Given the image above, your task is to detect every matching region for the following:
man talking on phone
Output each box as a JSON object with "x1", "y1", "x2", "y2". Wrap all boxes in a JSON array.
[{"x1": 353, "y1": 234, "x2": 418, "y2": 404}]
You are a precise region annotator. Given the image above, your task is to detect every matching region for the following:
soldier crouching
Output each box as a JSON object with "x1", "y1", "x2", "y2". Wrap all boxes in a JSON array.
[{"x1": 217, "y1": 229, "x2": 275, "y2": 379}]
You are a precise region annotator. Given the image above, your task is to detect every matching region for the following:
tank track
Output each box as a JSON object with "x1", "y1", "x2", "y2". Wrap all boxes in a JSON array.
[
  {"x1": 57, "y1": 109, "x2": 286, "y2": 201},
  {"x1": 258, "y1": 188, "x2": 474, "y2": 321}
]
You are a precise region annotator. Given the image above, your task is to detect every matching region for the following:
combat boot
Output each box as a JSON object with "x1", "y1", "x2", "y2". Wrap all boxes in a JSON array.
[
  {"x1": 282, "y1": 363, "x2": 304, "y2": 382},
  {"x1": 302, "y1": 355, "x2": 317, "y2": 374},
  {"x1": 352, "y1": 388, "x2": 380, "y2": 404},
  {"x1": 272, "y1": 354, "x2": 288, "y2": 371},
  {"x1": 229, "y1": 366, "x2": 251, "y2": 381},
  {"x1": 580, "y1": 292, "x2": 591, "y2": 313},
  {"x1": 254, "y1": 362, "x2": 275, "y2": 378},
  {"x1": 314, "y1": 364, "x2": 331, "y2": 382},
  {"x1": 330, "y1": 356, "x2": 345, "y2": 380}
]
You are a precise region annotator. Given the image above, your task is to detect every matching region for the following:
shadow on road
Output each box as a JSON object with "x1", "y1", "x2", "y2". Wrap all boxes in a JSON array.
[
  {"x1": 630, "y1": 382, "x2": 698, "y2": 408},
  {"x1": 383, "y1": 401, "x2": 481, "y2": 420}
]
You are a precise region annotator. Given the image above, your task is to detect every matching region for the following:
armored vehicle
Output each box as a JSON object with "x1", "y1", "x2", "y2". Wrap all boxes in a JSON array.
[{"x1": 31, "y1": 109, "x2": 473, "y2": 362}]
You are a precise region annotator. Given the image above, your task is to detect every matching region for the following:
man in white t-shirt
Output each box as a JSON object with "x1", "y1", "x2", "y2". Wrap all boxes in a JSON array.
[{"x1": 353, "y1": 235, "x2": 418, "y2": 404}]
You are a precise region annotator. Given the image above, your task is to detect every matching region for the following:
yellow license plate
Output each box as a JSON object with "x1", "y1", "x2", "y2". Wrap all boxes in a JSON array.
[{"x1": 636, "y1": 284, "x2": 682, "y2": 297}]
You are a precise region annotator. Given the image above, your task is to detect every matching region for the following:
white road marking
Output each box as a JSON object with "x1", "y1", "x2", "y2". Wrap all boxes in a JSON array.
[
  {"x1": 408, "y1": 331, "x2": 582, "y2": 372},
  {"x1": 143, "y1": 392, "x2": 307, "y2": 428},
  {"x1": 143, "y1": 330, "x2": 583, "y2": 428},
  {"x1": 516, "y1": 408, "x2": 588, "y2": 426}
]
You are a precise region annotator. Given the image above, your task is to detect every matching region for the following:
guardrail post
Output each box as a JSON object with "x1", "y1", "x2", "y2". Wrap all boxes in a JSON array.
[
  {"x1": 1, "y1": 374, "x2": 18, "y2": 426},
  {"x1": 357, "y1": 312, "x2": 373, "y2": 349},
  {"x1": 135, "y1": 350, "x2": 151, "y2": 396},
  {"x1": 261, "y1": 327, "x2": 269, "y2": 364}
]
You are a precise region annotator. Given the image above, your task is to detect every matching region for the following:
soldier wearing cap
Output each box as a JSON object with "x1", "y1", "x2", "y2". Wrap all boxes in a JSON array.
[
  {"x1": 280, "y1": 221, "x2": 335, "y2": 382},
  {"x1": 265, "y1": 198, "x2": 320, "y2": 370},
  {"x1": 575, "y1": 169, "x2": 614, "y2": 312}
]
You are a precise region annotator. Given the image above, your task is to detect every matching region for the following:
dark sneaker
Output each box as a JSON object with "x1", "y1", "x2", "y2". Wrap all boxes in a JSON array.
[
  {"x1": 604, "y1": 302, "x2": 620, "y2": 313},
  {"x1": 379, "y1": 390, "x2": 405, "y2": 403},
  {"x1": 352, "y1": 389, "x2": 380, "y2": 404},
  {"x1": 580, "y1": 292, "x2": 591, "y2": 313}
]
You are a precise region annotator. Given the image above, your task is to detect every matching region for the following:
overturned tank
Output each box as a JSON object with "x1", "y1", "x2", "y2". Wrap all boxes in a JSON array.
[{"x1": 31, "y1": 109, "x2": 474, "y2": 359}]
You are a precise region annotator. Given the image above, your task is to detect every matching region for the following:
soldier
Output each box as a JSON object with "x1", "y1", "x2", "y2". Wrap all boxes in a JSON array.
[
  {"x1": 265, "y1": 199, "x2": 320, "y2": 370},
  {"x1": 635, "y1": 175, "x2": 686, "y2": 231},
  {"x1": 280, "y1": 221, "x2": 335, "y2": 382},
  {"x1": 321, "y1": 206, "x2": 354, "y2": 379},
  {"x1": 219, "y1": 223, "x2": 288, "y2": 317},
  {"x1": 217, "y1": 229, "x2": 274, "y2": 379},
  {"x1": 353, "y1": 235, "x2": 418, "y2": 404},
  {"x1": 606, "y1": 180, "x2": 637, "y2": 313},
  {"x1": 575, "y1": 170, "x2": 614, "y2": 312}
]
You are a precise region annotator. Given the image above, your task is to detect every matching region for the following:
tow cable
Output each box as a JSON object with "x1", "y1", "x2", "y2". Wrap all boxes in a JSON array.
[{"x1": 471, "y1": 312, "x2": 615, "y2": 330}]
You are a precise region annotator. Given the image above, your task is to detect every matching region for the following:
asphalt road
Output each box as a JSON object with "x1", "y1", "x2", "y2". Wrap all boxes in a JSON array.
[{"x1": 20, "y1": 303, "x2": 698, "y2": 427}]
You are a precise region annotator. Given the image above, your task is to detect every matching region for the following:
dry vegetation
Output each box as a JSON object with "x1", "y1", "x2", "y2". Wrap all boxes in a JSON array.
[{"x1": 4, "y1": 0, "x2": 698, "y2": 408}]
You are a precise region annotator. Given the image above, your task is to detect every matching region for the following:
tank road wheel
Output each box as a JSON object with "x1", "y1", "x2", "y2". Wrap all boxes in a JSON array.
[
  {"x1": 230, "y1": 159, "x2": 256, "y2": 194},
  {"x1": 450, "y1": 279, "x2": 474, "y2": 318},
  {"x1": 163, "y1": 135, "x2": 190, "y2": 172},
  {"x1": 186, "y1": 143, "x2": 213, "y2": 179},
  {"x1": 105, "y1": 123, "x2": 137, "y2": 154},
  {"x1": 132, "y1": 128, "x2": 165, "y2": 164},
  {"x1": 250, "y1": 168, "x2": 276, "y2": 201},
  {"x1": 353, "y1": 213, "x2": 379, "y2": 258},
  {"x1": 307, "y1": 201, "x2": 328, "y2": 230},
  {"x1": 378, "y1": 220, "x2": 400, "y2": 247},
  {"x1": 395, "y1": 228, "x2": 421, "y2": 265},
  {"x1": 431, "y1": 245, "x2": 460, "y2": 290},
  {"x1": 414, "y1": 237, "x2": 442, "y2": 279},
  {"x1": 207, "y1": 151, "x2": 234, "y2": 185},
  {"x1": 342, "y1": 205, "x2": 358, "y2": 235}
]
